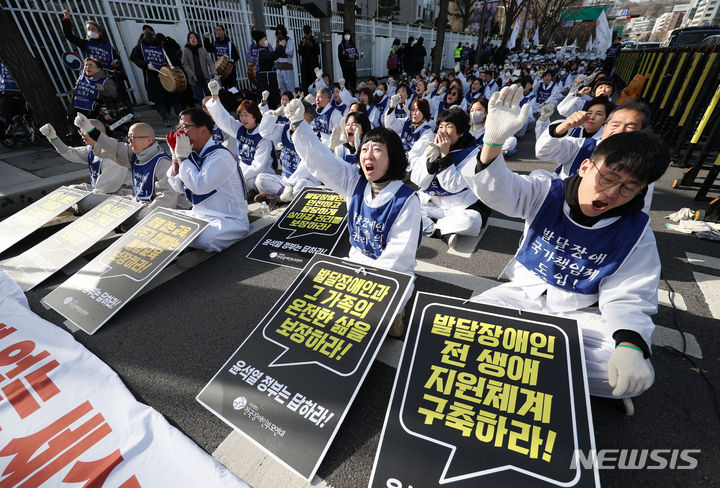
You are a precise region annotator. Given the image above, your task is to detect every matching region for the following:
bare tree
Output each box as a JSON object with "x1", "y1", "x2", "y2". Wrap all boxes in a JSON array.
[
  {"x1": 528, "y1": 0, "x2": 580, "y2": 46},
  {"x1": 432, "y1": 0, "x2": 451, "y2": 74},
  {"x1": 500, "y1": 0, "x2": 529, "y2": 47},
  {"x1": 450, "y1": 0, "x2": 476, "y2": 32},
  {"x1": 0, "y1": 6, "x2": 66, "y2": 133}
]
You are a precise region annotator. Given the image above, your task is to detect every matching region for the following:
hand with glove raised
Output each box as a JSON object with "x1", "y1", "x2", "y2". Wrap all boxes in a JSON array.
[
  {"x1": 538, "y1": 103, "x2": 555, "y2": 122},
  {"x1": 555, "y1": 110, "x2": 587, "y2": 135},
  {"x1": 387, "y1": 77, "x2": 395, "y2": 87},
  {"x1": 437, "y1": 85, "x2": 446, "y2": 95},
  {"x1": 285, "y1": 98, "x2": 306, "y2": 127},
  {"x1": 423, "y1": 142, "x2": 441, "y2": 174},
  {"x1": 454, "y1": 62, "x2": 460, "y2": 74},
  {"x1": 174, "y1": 132, "x2": 192, "y2": 161},
  {"x1": 328, "y1": 124, "x2": 343, "y2": 151},
  {"x1": 40, "y1": 123, "x2": 57, "y2": 140},
  {"x1": 339, "y1": 78, "x2": 345, "y2": 90},
  {"x1": 608, "y1": 344, "x2": 653, "y2": 397},
  {"x1": 74, "y1": 113, "x2": 95, "y2": 134},
  {"x1": 479, "y1": 85, "x2": 531, "y2": 164},
  {"x1": 353, "y1": 126, "x2": 362, "y2": 152},
  {"x1": 280, "y1": 184, "x2": 294, "y2": 202},
  {"x1": 261, "y1": 90, "x2": 270, "y2": 105},
  {"x1": 166, "y1": 129, "x2": 180, "y2": 160},
  {"x1": 389, "y1": 94, "x2": 401, "y2": 110},
  {"x1": 303, "y1": 93, "x2": 315, "y2": 105},
  {"x1": 314, "y1": 67, "x2": 322, "y2": 81},
  {"x1": 269, "y1": 105, "x2": 285, "y2": 118},
  {"x1": 208, "y1": 79, "x2": 220, "y2": 98}
]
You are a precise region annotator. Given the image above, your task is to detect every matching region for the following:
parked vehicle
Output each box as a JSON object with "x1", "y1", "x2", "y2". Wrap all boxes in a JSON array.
[{"x1": 668, "y1": 26, "x2": 720, "y2": 47}]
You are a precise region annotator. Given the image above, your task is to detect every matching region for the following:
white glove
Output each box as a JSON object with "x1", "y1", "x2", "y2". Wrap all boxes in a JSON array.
[
  {"x1": 338, "y1": 117, "x2": 348, "y2": 144},
  {"x1": 175, "y1": 132, "x2": 192, "y2": 160},
  {"x1": 389, "y1": 94, "x2": 401, "y2": 109},
  {"x1": 585, "y1": 71, "x2": 598, "y2": 85},
  {"x1": 424, "y1": 142, "x2": 440, "y2": 163},
  {"x1": 358, "y1": 81, "x2": 367, "y2": 89},
  {"x1": 147, "y1": 63, "x2": 158, "y2": 72},
  {"x1": 482, "y1": 85, "x2": 532, "y2": 146},
  {"x1": 261, "y1": 90, "x2": 270, "y2": 104},
  {"x1": 40, "y1": 123, "x2": 57, "y2": 140},
  {"x1": 280, "y1": 184, "x2": 294, "y2": 202},
  {"x1": 607, "y1": 346, "x2": 653, "y2": 397},
  {"x1": 328, "y1": 124, "x2": 343, "y2": 151},
  {"x1": 314, "y1": 67, "x2": 322, "y2": 80},
  {"x1": 303, "y1": 93, "x2": 315, "y2": 105},
  {"x1": 454, "y1": 62, "x2": 460, "y2": 73},
  {"x1": 339, "y1": 78, "x2": 345, "y2": 90},
  {"x1": 208, "y1": 79, "x2": 220, "y2": 97},
  {"x1": 473, "y1": 64, "x2": 479, "y2": 72},
  {"x1": 74, "y1": 113, "x2": 94, "y2": 133},
  {"x1": 270, "y1": 105, "x2": 286, "y2": 118},
  {"x1": 538, "y1": 103, "x2": 554, "y2": 122},
  {"x1": 285, "y1": 99, "x2": 305, "y2": 126},
  {"x1": 354, "y1": 127, "x2": 362, "y2": 152},
  {"x1": 427, "y1": 81, "x2": 437, "y2": 92},
  {"x1": 387, "y1": 77, "x2": 395, "y2": 87},
  {"x1": 438, "y1": 86, "x2": 446, "y2": 95},
  {"x1": 665, "y1": 207, "x2": 695, "y2": 222}
]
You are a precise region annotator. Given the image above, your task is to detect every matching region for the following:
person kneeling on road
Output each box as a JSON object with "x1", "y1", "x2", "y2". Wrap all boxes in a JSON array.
[
  {"x1": 40, "y1": 120, "x2": 132, "y2": 213},
  {"x1": 165, "y1": 107, "x2": 249, "y2": 252},
  {"x1": 462, "y1": 84, "x2": 670, "y2": 402}
]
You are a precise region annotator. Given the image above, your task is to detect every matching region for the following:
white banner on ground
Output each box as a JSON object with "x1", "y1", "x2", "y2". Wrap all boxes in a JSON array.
[{"x1": 0, "y1": 269, "x2": 249, "y2": 488}]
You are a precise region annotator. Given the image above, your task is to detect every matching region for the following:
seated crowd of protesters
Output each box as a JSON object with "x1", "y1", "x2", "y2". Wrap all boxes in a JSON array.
[{"x1": 34, "y1": 40, "x2": 671, "y2": 410}]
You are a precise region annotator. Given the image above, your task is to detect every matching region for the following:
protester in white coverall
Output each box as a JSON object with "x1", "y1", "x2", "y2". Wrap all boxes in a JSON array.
[
  {"x1": 461, "y1": 85, "x2": 671, "y2": 407},
  {"x1": 206, "y1": 80, "x2": 276, "y2": 196},
  {"x1": 255, "y1": 100, "x2": 321, "y2": 204},
  {"x1": 165, "y1": 107, "x2": 248, "y2": 252},
  {"x1": 286, "y1": 98, "x2": 422, "y2": 337},
  {"x1": 40, "y1": 119, "x2": 132, "y2": 213},
  {"x1": 74, "y1": 115, "x2": 181, "y2": 228}
]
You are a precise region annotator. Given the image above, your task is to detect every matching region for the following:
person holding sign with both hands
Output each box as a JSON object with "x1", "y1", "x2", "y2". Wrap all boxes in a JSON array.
[{"x1": 461, "y1": 84, "x2": 671, "y2": 410}]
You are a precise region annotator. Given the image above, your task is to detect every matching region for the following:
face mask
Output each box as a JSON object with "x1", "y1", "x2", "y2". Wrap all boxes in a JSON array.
[
  {"x1": 87, "y1": 31, "x2": 99, "y2": 39},
  {"x1": 471, "y1": 112, "x2": 486, "y2": 124},
  {"x1": 560, "y1": 70, "x2": 567, "y2": 76},
  {"x1": 344, "y1": 34, "x2": 350, "y2": 41},
  {"x1": 376, "y1": 89, "x2": 384, "y2": 97}
]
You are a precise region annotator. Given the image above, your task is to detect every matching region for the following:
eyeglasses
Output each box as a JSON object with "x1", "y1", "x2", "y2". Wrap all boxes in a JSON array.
[
  {"x1": 127, "y1": 135, "x2": 151, "y2": 142},
  {"x1": 591, "y1": 160, "x2": 642, "y2": 198},
  {"x1": 175, "y1": 123, "x2": 197, "y2": 131}
]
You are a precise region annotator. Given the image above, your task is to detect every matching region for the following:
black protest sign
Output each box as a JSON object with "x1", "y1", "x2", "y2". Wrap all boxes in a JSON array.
[
  {"x1": 5, "y1": 196, "x2": 142, "y2": 291},
  {"x1": 247, "y1": 187, "x2": 347, "y2": 269},
  {"x1": 370, "y1": 292, "x2": 599, "y2": 488},
  {"x1": 197, "y1": 254, "x2": 413, "y2": 481},
  {"x1": 0, "y1": 186, "x2": 89, "y2": 254},
  {"x1": 42, "y1": 208, "x2": 207, "y2": 334}
]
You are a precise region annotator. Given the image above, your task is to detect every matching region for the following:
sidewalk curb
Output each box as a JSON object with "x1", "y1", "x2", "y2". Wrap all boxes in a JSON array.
[{"x1": 0, "y1": 170, "x2": 88, "y2": 218}]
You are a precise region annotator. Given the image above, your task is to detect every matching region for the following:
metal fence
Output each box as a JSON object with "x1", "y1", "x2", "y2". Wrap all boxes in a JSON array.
[{"x1": 1, "y1": 0, "x2": 478, "y2": 106}]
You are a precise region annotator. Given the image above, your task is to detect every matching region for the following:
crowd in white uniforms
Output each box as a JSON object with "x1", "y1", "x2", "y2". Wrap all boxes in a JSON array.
[{"x1": 35, "y1": 48, "x2": 672, "y2": 406}]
